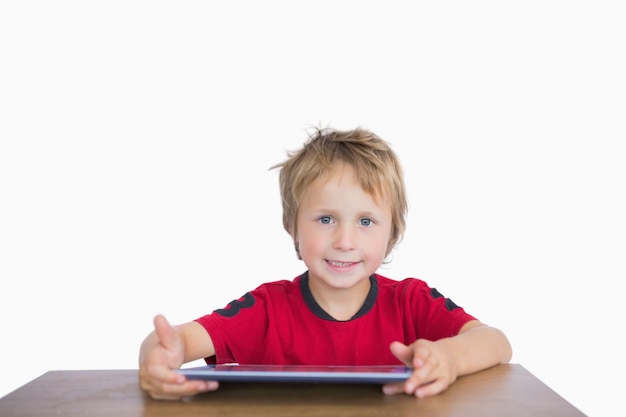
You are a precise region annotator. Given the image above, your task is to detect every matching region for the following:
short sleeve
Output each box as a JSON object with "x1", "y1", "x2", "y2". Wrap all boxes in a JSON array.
[
  {"x1": 195, "y1": 289, "x2": 270, "y2": 364},
  {"x1": 401, "y1": 279, "x2": 477, "y2": 340}
]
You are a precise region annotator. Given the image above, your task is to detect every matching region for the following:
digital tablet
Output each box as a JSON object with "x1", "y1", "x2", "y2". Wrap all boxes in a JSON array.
[{"x1": 178, "y1": 364, "x2": 412, "y2": 384}]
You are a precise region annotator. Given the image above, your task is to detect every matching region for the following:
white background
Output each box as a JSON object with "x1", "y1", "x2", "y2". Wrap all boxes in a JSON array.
[{"x1": 1, "y1": 2, "x2": 624, "y2": 416}]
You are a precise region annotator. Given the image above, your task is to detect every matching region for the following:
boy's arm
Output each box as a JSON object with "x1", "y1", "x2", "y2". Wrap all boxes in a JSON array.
[
  {"x1": 138, "y1": 314, "x2": 219, "y2": 400},
  {"x1": 384, "y1": 320, "x2": 512, "y2": 398},
  {"x1": 438, "y1": 320, "x2": 512, "y2": 376}
]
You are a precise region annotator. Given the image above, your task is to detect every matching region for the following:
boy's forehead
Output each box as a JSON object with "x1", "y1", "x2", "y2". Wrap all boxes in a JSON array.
[
  {"x1": 307, "y1": 163, "x2": 357, "y2": 190},
  {"x1": 304, "y1": 163, "x2": 388, "y2": 205},
  {"x1": 320, "y1": 162, "x2": 354, "y2": 181}
]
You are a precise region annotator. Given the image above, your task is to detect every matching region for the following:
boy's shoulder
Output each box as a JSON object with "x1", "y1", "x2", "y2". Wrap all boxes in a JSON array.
[
  {"x1": 374, "y1": 273, "x2": 444, "y2": 301},
  {"x1": 250, "y1": 275, "x2": 303, "y2": 294},
  {"x1": 374, "y1": 273, "x2": 430, "y2": 289}
]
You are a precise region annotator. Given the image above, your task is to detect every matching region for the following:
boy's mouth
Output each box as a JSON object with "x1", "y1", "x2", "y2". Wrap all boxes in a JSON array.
[{"x1": 326, "y1": 260, "x2": 357, "y2": 267}]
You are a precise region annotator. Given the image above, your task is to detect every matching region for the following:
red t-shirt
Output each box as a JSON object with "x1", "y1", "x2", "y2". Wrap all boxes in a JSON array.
[{"x1": 195, "y1": 272, "x2": 476, "y2": 365}]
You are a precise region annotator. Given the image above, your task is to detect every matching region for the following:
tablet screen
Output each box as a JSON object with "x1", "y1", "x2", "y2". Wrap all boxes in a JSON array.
[{"x1": 178, "y1": 364, "x2": 411, "y2": 384}]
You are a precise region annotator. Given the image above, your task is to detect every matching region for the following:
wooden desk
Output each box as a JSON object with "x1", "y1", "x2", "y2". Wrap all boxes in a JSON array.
[{"x1": 0, "y1": 364, "x2": 586, "y2": 417}]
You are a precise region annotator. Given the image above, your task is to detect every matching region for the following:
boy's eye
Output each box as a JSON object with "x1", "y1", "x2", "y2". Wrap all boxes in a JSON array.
[
  {"x1": 319, "y1": 216, "x2": 333, "y2": 224},
  {"x1": 359, "y1": 218, "x2": 373, "y2": 227}
]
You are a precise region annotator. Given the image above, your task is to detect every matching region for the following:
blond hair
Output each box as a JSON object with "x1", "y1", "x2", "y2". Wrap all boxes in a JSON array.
[{"x1": 272, "y1": 127, "x2": 407, "y2": 258}]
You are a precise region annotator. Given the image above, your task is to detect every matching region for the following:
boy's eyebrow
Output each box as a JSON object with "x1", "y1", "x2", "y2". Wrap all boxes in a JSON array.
[{"x1": 308, "y1": 207, "x2": 384, "y2": 217}]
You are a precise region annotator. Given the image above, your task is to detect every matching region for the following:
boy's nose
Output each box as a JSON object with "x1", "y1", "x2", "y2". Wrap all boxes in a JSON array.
[{"x1": 333, "y1": 225, "x2": 356, "y2": 251}]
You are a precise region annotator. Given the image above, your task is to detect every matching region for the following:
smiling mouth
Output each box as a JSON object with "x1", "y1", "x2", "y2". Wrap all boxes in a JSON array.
[{"x1": 327, "y1": 260, "x2": 357, "y2": 267}]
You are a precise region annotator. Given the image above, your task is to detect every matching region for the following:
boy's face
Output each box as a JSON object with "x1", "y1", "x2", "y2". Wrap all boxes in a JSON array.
[{"x1": 295, "y1": 163, "x2": 392, "y2": 294}]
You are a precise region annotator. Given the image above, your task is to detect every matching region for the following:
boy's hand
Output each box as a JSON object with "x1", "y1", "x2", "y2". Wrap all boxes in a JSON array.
[
  {"x1": 383, "y1": 339, "x2": 458, "y2": 398},
  {"x1": 139, "y1": 315, "x2": 218, "y2": 400}
]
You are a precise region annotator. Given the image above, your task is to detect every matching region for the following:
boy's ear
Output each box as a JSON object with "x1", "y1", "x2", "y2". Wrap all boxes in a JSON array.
[{"x1": 295, "y1": 241, "x2": 302, "y2": 260}]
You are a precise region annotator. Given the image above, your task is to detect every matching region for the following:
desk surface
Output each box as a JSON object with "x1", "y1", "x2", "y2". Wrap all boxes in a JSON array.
[{"x1": 0, "y1": 364, "x2": 586, "y2": 417}]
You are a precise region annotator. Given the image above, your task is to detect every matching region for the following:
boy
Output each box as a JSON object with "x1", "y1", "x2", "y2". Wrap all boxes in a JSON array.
[{"x1": 139, "y1": 127, "x2": 512, "y2": 400}]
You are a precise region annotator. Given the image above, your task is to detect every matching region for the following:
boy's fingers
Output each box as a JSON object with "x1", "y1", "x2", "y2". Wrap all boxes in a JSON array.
[
  {"x1": 414, "y1": 379, "x2": 446, "y2": 398},
  {"x1": 382, "y1": 382, "x2": 405, "y2": 396},
  {"x1": 389, "y1": 341, "x2": 413, "y2": 366},
  {"x1": 153, "y1": 314, "x2": 179, "y2": 352},
  {"x1": 147, "y1": 380, "x2": 219, "y2": 400},
  {"x1": 390, "y1": 340, "x2": 428, "y2": 369},
  {"x1": 143, "y1": 361, "x2": 185, "y2": 385}
]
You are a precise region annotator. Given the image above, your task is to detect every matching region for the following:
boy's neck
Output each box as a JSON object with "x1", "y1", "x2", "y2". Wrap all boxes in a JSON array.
[{"x1": 307, "y1": 274, "x2": 372, "y2": 321}]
